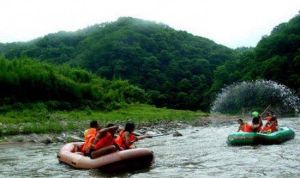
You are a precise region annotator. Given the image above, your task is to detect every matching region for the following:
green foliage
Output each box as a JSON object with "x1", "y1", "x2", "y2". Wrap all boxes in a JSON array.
[
  {"x1": 210, "y1": 14, "x2": 300, "y2": 103},
  {"x1": 0, "y1": 17, "x2": 235, "y2": 111},
  {"x1": 1, "y1": 15, "x2": 300, "y2": 111},
  {"x1": 0, "y1": 57, "x2": 147, "y2": 111}
]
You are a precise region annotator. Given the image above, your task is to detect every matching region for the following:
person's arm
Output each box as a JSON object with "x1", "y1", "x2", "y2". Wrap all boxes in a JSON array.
[
  {"x1": 136, "y1": 134, "x2": 152, "y2": 140},
  {"x1": 92, "y1": 126, "x2": 118, "y2": 147},
  {"x1": 123, "y1": 131, "x2": 138, "y2": 149}
]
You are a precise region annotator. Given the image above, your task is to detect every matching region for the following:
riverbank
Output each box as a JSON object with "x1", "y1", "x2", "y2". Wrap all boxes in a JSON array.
[{"x1": 0, "y1": 104, "x2": 209, "y2": 143}]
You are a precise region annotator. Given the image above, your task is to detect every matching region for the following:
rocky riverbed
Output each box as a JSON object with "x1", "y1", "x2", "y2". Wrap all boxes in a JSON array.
[{"x1": 0, "y1": 115, "x2": 238, "y2": 144}]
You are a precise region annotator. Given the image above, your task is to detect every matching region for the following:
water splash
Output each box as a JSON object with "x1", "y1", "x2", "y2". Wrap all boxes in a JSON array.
[{"x1": 211, "y1": 80, "x2": 300, "y2": 115}]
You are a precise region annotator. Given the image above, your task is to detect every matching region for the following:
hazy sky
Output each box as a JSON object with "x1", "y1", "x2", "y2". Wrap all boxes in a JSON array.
[{"x1": 0, "y1": 0, "x2": 299, "y2": 48}]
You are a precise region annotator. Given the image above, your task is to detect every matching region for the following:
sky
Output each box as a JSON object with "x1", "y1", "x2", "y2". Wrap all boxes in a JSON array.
[{"x1": 0, "y1": 0, "x2": 299, "y2": 48}]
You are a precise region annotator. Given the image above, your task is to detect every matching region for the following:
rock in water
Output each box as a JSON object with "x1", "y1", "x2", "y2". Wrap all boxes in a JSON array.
[{"x1": 173, "y1": 130, "x2": 183, "y2": 137}]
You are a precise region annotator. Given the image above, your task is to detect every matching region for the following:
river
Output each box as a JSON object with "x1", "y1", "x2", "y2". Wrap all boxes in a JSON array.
[{"x1": 0, "y1": 117, "x2": 299, "y2": 178}]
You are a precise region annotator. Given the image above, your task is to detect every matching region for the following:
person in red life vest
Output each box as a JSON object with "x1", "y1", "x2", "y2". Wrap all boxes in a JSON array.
[
  {"x1": 243, "y1": 116, "x2": 262, "y2": 132},
  {"x1": 261, "y1": 116, "x2": 278, "y2": 133},
  {"x1": 263, "y1": 111, "x2": 273, "y2": 121},
  {"x1": 243, "y1": 122, "x2": 253, "y2": 132},
  {"x1": 115, "y1": 122, "x2": 152, "y2": 150},
  {"x1": 81, "y1": 121, "x2": 100, "y2": 156},
  {"x1": 237, "y1": 119, "x2": 246, "y2": 132},
  {"x1": 89, "y1": 124, "x2": 119, "y2": 159}
]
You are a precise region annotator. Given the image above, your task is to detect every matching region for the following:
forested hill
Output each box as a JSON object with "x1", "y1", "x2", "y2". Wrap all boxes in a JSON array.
[
  {"x1": 1, "y1": 15, "x2": 299, "y2": 111},
  {"x1": 211, "y1": 14, "x2": 300, "y2": 96},
  {"x1": 0, "y1": 17, "x2": 236, "y2": 110}
]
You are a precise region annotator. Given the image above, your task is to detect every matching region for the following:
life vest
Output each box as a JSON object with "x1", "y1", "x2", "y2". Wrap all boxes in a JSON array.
[
  {"x1": 239, "y1": 124, "x2": 246, "y2": 132},
  {"x1": 265, "y1": 116, "x2": 272, "y2": 121},
  {"x1": 262, "y1": 120, "x2": 278, "y2": 132},
  {"x1": 81, "y1": 128, "x2": 97, "y2": 153},
  {"x1": 243, "y1": 123, "x2": 253, "y2": 132},
  {"x1": 93, "y1": 132, "x2": 114, "y2": 150},
  {"x1": 115, "y1": 130, "x2": 137, "y2": 149}
]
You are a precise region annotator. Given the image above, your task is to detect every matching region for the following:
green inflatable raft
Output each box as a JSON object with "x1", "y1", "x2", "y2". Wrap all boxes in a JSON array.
[{"x1": 227, "y1": 127, "x2": 295, "y2": 146}]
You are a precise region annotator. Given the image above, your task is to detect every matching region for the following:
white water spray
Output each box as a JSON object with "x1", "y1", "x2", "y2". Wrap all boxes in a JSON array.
[{"x1": 211, "y1": 80, "x2": 300, "y2": 114}]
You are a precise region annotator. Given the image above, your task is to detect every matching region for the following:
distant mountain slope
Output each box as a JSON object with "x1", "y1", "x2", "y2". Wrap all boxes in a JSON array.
[{"x1": 0, "y1": 17, "x2": 236, "y2": 110}]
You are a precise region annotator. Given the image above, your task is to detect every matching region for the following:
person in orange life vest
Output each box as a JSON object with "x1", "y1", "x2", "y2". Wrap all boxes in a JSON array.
[
  {"x1": 242, "y1": 111, "x2": 260, "y2": 132},
  {"x1": 243, "y1": 116, "x2": 262, "y2": 132},
  {"x1": 243, "y1": 122, "x2": 253, "y2": 132},
  {"x1": 115, "y1": 122, "x2": 152, "y2": 150},
  {"x1": 263, "y1": 111, "x2": 273, "y2": 121},
  {"x1": 261, "y1": 116, "x2": 278, "y2": 133},
  {"x1": 80, "y1": 121, "x2": 100, "y2": 155},
  {"x1": 89, "y1": 124, "x2": 119, "y2": 159},
  {"x1": 237, "y1": 119, "x2": 246, "y2": 132}
]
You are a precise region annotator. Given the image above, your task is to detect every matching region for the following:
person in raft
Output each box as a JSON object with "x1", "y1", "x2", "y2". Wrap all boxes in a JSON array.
[
  {"x1": 81, "y1": 121, "x2": 119, "y2": 159},
  {"x1": 252, "y1": 111, "x2": 263, "y2": 130},
  {"x1": 263, "y1": 111, "x2": 273, "y2": 121},
  {"x1": 115, "y1": 122, "x2": 152, "y2": 150},
  {"x1": 261, "y1": 115, "x2": 278, "y2": 133},
  {"x1": 242, "y1": 112, "x2": 263, "y2": 132},
  {"x1": 237, "y1": 119, "x2": 246, "y2": 132},
  {"x1": 89, "y1": 124, "x2": 119, "y2": 159},
  {"x1": 80, "y1": 120, "x2": 100, "y2": 154}
]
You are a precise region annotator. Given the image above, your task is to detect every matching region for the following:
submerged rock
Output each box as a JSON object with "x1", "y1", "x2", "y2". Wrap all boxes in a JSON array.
[
  {"x1": 173, "y1": 130, "x2": 183, "y2": 137},
  {"x1": 41, "y1": 136, "x2": 53, "y2": 144}
]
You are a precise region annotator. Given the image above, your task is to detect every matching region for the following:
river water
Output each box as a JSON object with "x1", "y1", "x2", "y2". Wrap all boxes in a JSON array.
[{"x1": 0, "y1": 117, "x2": 299, "y2": 178}]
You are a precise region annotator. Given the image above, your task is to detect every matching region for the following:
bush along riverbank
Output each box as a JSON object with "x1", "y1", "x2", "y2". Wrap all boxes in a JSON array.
[{"x1": 0, "y1": 104, "x2": 208, "y2": 144}]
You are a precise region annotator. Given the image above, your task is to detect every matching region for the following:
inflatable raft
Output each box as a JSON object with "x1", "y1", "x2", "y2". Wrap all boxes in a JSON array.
[
  {"x1": 227, "y1": 127, "x2": 295, "y2": 146},
  {"x1": 57, "y1": 142, "x2": 154, "y2": 172}
]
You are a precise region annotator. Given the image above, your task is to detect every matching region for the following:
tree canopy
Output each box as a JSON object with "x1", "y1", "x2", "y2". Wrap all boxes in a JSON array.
[
  {"x1": 1, "y1": 15, "x2": 300, "y2": 111},
  {"x1": 0, "y1": 57, "x2": 147, "y2": 111}
]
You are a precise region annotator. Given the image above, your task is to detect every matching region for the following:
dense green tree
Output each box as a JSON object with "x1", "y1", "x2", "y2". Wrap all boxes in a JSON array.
[{"x1": 0, "y1": 57, "x2": 148, "y2": 111}]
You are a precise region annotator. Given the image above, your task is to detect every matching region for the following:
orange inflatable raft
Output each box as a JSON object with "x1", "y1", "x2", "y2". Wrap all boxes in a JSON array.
[{"x1": 57, "y1": 142, "x2": 154, "y2": 172}]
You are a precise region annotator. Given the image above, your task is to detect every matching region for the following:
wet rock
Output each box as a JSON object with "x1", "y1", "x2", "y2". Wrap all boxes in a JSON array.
[
  {"x1": 28, "y1": 134, "x2": 39, "y2": 143},
  {"x1": 13, "y1": 136, "x2": 25, "y2": 142},
  {"x1": 145, "y1": 131, "x2": 158, "y2": 136},
  {"x1": 157, "y1": 128, "x2": 166, "y2": 133},
  {"x1": 55, "y1": 136, "x2": 65, "y2": 143},
  {"x1": 173, "y1": 130, "x2": 183, "y2": 137},
  {"x1": 137, "y1": 128, "x2": 147, "y2": 135},
  {"x1": 41, "y1": 136, "x2": 53, "y2": 144},
  {"x1": 134, "y1": 131, "x2": 143, "y2": 136}
]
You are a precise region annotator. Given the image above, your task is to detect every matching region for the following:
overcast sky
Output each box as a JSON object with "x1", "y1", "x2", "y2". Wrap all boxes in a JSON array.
[{"x1": 0, "y1": 0, "x2": 299, "y2": 48}]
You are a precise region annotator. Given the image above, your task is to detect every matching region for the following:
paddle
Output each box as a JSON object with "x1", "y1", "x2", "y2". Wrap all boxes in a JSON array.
[
  {"x1": 150, "y1": 134, "x2": 169, "y2": 137},
  {"x1": 260, "y1": 104, "x2": 271, "y2": 118}
]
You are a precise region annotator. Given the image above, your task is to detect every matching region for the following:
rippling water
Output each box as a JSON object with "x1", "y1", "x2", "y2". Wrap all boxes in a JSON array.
[{"x1": 0, "y1": 117, "x2": 299, "y2": 178}]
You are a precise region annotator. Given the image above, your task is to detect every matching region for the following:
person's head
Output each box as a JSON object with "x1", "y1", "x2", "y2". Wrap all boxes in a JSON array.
[
  {"x1": 238, "y1": 119, "x2": 244, "y2": 125},
  {"x1": 252, "y1": 117, "x2": 260, "y2": 125},
  {"x1": 90, "y1": 120, "x2": 99, "y2": 129},
  {"x1": 252, "y1": 111, "x2": 259, "y2": 118},
  {"x1": 124, "y1": 122, "x2": 135, "y2": 133},
  {"x1": 266, "y1": 111, "x2": 273, "y2": 116}
]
